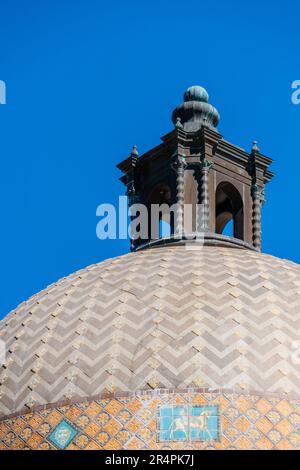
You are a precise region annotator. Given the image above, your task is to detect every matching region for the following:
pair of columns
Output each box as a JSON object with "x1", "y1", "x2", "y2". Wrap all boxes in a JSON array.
[
  {"x1": 172, "y1": 153, "x2": 263, "y2": 251},
  {"x1": 172, "y1": 154, "x2": 212, "y2": 235}
]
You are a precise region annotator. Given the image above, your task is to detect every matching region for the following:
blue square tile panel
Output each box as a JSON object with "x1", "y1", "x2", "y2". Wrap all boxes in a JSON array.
[
  {"x1": 158, "y1": 405, "x2": 219, "y2": 442},
  {"x1": 48, "y1": 419, "x2": 78, "y2": 449}
]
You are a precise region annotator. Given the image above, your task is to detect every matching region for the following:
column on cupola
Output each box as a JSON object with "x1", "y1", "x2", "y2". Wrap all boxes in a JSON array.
[
  {"x1": 195, "y1": 159, "x2": 213, "y2": 233},
  {"x1": 249, "y1": 141, "x2": 264, "y2": 252},
  {"x1": 171, "y1": 150, "x2": 187, "y2": 238},
  {"x1": 251, "y1": 183, "x2": 263, "y2": 251},
  {"x1": 126, "y1": 146, "x2": 139, "y2": 251}
]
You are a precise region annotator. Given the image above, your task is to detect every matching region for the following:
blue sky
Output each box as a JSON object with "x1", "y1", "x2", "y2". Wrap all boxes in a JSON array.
[{"x1": 0, "y1": 0, "x2": 299, "y2": 318}]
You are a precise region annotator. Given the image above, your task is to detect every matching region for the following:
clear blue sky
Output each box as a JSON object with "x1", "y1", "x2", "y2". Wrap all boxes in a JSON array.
[{"x1": 0, "y1": 0, "x2": 299, "y2": 319}]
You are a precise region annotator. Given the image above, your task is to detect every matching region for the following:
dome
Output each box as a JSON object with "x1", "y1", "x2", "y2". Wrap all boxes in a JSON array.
[
  {"x1": 1, "y1": 245, "x2": 300, "y2": 419},
  {"x1": 184, "y1": 85, "x2": 209, "y2": 103},
  {"x1": 172, "y1": 84, "x2": 220, "y2": 131}
]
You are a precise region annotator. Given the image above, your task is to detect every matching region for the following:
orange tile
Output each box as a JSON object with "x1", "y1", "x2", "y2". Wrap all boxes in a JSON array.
[
  {"x1": 126, "y1": 437, "x2": 144, "y2": 450},
  {"x1": 65, "y1": 406, "x2": 82, "y2": 422},
  {"x1": 10, "y1": 437, "x2": 26, "y2": 450},
  {"x1": 288, "y1": 432, "x2": 300, "y2": 448},
  {"x1": 105, "y1": 399, "x2": 124, "y2": 416},
  {"x1": 256, "y1": 417, "x2": 273, "y2": 434},
  {"x1": 148, "y1": 418, "x2": 157, "y2": 431},
  {"x1": 235, "y1": 416, "x2": 251, "y2": 433},
  {"x1": 234, "y1": 436, "x2": 252, "y2": 450},
  {"x1": 0, "y1": 422, "x2": 9, "y2": 439},
  {"x1": 27, "y1": 432, "x2": 44, "y2": 450},
  {"x1": 191, "y1": 394, "x2": 206, "y2": 405},
  {"x1": 256, "y1": 436, "x2": 273, "y2": 450},
  {"x1": 116, "y1": 430, "x2": 130, "y2": 445},
  {"x1": 46, "y1": 410, "x2": 62, "y2": 427},
  {"x1": 137, "y1": 427, "x2": 152, "y2": 442},
  {"x1": 276, "y1": 439, "x2": 294, "y2": 450},
  {"x1": 84, "y1": 422, "x2": 101, "y2": 438},
  {"x1": 219, "y1": 436, "x2": 231, "y2": 449},
  {"x1": 85, "y1": 440, "x2": 102, "y2": 450},
  {"x1": 221, "y1": 416, "x2": 231, "y2": 431},
  {"x1": 127, "y1": 399, "x2": 143, "y2": 413},
  {"x1": 276, "y1": 400, "x2": 293, "y2": 417},
  {"x1": 85, "y1": 402, "x2": 103, "y2": 418},
  {"x1": 104, "y1": 418, "x2": 122, "y2": 436},
  {"x1": 235, "y1": 396, "x2": 252, "y2": 413},
  {"x1": 256, "y1": 398, "x2": 273, "y2": 415},
  {"x1": 218, "y1": 396, "x2": 230, "y2": 411},
  {"x1": 275, "y1": 419, "x2": 293, "y2": 436},
  {"x1": 66, "y1": 442, "x2": 80, "y2": 450},
  {"x1": 104, "y1": 438, "x2": 122, "y2": 450},
  {"x1": 148, "y1": 398, "x2": 162, "y2": 410},
  {"x1": 127, "y1": 417, "x2": 143, "y2": 433},
  {"x1": 12, "y1": 417, "x2": 27, "y2": 434},
  {"x1": 29, "y1": 414, "x2": 44, "y2": 429}
]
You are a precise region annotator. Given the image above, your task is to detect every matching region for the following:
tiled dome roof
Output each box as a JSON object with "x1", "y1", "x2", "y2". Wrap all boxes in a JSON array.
[{"x1": 1, "y1": 245, "x2": 300, "y2": 418}]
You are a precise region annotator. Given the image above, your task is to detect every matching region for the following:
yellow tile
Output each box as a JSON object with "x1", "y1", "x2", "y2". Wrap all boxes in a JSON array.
[
  {"x1": 148, "y1": 418, "x2": 156, "y2": 431},
  {"x1": 219, "y1": 436, "x2": 231, "y2": 449},
  {"x1": 256, "y1": 436, "x2": 273, "y2": 450},
  {"x1": 225, "y1": 427, "x2": 239, "y2": 440},
  {"x1": 148, "y1": 398, "x2": 162, "y2": 409},
  {"x1": 104, "y1": 438, "x2": 122, "y2": 450},
  {"x1": 191, "y1": 394, "x2": 206, "y2": 405},
  {"x1": 12, "y1": 417, "x2": 26, "y2": 434},
  {"x1": 116, "y1": 430, "x2": 130, "y2": 445},
  {"x1": 276, "y1": 400, "x2": 293, "y2": 417},
  {"x1": 235, "y1": 416, "x2": 251, "y2": 433},
  {"x1": 127, "y1": 399, "x2": 143, "y2": 413},
  {"x1": 275, "y1": 419, "x2": 293, "y2": 436},
  {"x1": 65, "y1": 406, "x2": 82, "y2": 422},
  {"x1": 66, "y1": 442, "x2": 80, "y2": 450},
  {"x1": 127, "y1": 417, "x2": 143, "y2": 433},
  {"x1": 96, "y1": 431, "x2": 109, "y2": 446},
  {"x1": 218, "y1": 396, "x2": 230, "y2": 411},
  {"x1": 138, "y1": 427, "x2": 152, "y2": 441},
  {"x1": 105, "y1": 399, "x2": 123, "y2": 416},
  {"x1": 235, "y1": 396, "x2": 252, "y2": 413},
  {"x1": 84, "y1": 422, "x2": 101, "y2": 438},
  {"x1": 276, "y1": 439, "x2": 294, "y2": 450},
  {"x1": 27, "y1": 432, "x2": 44, "y2": 450},
  {"x1": 174, "y1": 395, "x2": 185, "y2": 404},
  {"x1": 233, "y1": 436, "x2": 251, "y2": 450},
  {"x1": 104, "y1": 418, "x2": 122, "y2": 436},
  {"x1": 221, "y1": 416, "x2": 231, "y2": 431},
  {"x1": 256, "y1": 398, "x2": 273, "y2": 414},
  {"x1": 10, "y1": 437, "x2": 26, "y2": 450},
  {"x1": 0, "y1": 423, "x2": 9, "y2": 439},
  {"x1": 138, "y1": 408, "x2": 152, "y2": 422},
  {"x1": 85, "y1": 440, "x2": 102, "y2": 450},
  {"x1": 126, "y1": 437, "x2": 144, "y2": 450},
  {"x1": 85, "y1": 402, "x2": 103, "y2": 418},
  {"x1": 75, "y1": 435, "x2": 90, "y2": 449},
  {"x1": 256, "y1": 417, "x2": 273, "y2": 434},
  {"x1": 29, "y1": 414, "x2": 43, "y2": 430},
  {"x1": 47, "y1": 410, "x2": 62, "y2": 426},
  {"x1": 289, "y1": 432, "x2": 300, "y2": 448}
]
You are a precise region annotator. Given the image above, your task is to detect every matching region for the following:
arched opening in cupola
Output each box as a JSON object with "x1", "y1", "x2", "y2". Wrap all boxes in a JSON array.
[
  {"x1": 148, "y1": 183, "x2": 173, "y2": 240},
  {"x1": 215, "y1": 182, "x2": 244, "y2": 240}
]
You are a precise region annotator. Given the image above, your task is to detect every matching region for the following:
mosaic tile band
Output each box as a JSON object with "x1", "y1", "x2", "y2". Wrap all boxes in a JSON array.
[{"x1": 1, "y1": 390, "x2": 300, "y2": 450}]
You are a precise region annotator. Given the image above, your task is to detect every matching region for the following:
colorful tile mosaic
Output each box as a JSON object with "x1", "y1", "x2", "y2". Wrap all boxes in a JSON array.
[{"x1": 1, "y1": 390, "x2": 300, "y2": 449}]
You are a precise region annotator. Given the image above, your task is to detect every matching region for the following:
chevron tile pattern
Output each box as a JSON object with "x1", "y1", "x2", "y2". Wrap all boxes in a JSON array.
[{"x1": 1, "y1": 246, "x2": 300, "y2": 418}]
